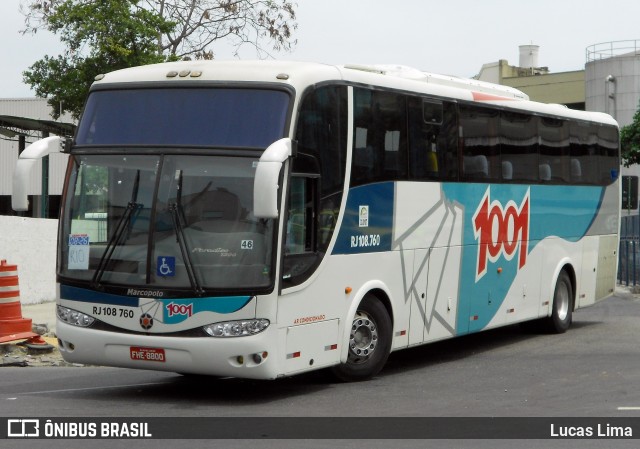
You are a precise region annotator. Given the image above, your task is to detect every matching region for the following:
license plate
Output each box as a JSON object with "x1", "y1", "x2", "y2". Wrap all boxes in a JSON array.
[{"x1": 130, "y1": 346, "x2": 166, "y2": 362}]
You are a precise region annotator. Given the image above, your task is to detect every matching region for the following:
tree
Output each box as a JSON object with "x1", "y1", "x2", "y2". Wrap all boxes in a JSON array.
[
  {"x1": 143, "y1": 0, "x2": 298, "y2": 60},
  {"x1": 22, "y1": 0, "x2": 177, "y2": 119},
  {"x1": 22, "y1": 0, "x2": 297, "y2": 59},
  {"x1": 22, "y1": 1, "x2": 297, "y2": 119},
  {"x1": 621, "y1": 104, "x2": 640, "y2": 167}
]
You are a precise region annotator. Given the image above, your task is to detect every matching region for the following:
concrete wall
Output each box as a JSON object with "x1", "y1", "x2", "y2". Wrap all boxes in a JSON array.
[
  {"x1": 503, "y1": 71, "x2": 585, "y2": 106},
  {"x1": 0, "y1": 216, "x2": 57, "y2": 304}
]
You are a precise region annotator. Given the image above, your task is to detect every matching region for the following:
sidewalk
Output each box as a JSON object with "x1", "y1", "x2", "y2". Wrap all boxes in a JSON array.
[{"x1": 22, "y1": 301, "x2": 57, "y2": 335}]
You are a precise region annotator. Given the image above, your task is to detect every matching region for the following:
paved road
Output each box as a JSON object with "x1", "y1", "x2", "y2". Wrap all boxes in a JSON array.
[{"x1": 2, "y1": 293, "x2": 640, "y2": 448}]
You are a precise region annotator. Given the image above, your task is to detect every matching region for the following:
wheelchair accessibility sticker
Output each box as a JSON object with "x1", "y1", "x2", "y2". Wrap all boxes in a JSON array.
[{"x1": 156, "y1": 256, "x2": 175, "y2": 277}]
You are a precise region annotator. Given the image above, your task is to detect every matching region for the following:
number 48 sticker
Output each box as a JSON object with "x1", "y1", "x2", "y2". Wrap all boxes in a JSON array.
[{"x1": 241, "y1": 240, "x2": 254, "y2": 250}]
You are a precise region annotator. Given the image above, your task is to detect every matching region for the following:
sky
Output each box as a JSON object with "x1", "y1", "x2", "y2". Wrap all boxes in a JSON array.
[{"x1": 2, "y1": 0, "x2": 640, "y2": 98}]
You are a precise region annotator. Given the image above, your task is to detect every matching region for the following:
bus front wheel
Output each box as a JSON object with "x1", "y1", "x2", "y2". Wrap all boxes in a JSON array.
[{"x1": 331, "y1": 294, "x2": 392, "y2": 382}]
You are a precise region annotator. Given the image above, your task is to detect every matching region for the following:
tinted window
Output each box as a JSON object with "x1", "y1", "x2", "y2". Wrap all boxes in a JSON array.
[
  {"x1": 569, "y1": 121, "x2": 620, "y2": 185},
  {"x1": 597, "y1": 125, "x2": 620, "y2": 185},
  {"x1": 459, "y1": 105, "x2": 618, "y2": 186},
  {"x1": 460, "y1": 105, "x2": 499, "y2": 181},
  {"x1": 351, "y1": 88, "x2": 407, "y2": 186},
  {"x1": 500, "y1": 111, "x2": 538, "y2": 182},
  {"x1": 539, "y1": 117, "x2": 571, "y2": 183},
  {"x1": 408, "y1": 98, "x2": 458, "y2": 181},
  {"x1": 570, "y1": 121, "x2": 599, "y2": 185},
  {"x1": 284, "y1": 85, "x2": 348, "y2": 288},
  {"x1": 76, "y1": 88, "x2": 290, "y2": 148},
  {"x1": 294, "y1": 85, "x2": 348, "y2": 252}
]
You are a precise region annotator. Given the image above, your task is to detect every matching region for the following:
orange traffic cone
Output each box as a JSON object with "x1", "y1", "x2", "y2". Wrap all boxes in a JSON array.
[{"x1": 0, "y1": 259, "x2": 41, "y2": 344}]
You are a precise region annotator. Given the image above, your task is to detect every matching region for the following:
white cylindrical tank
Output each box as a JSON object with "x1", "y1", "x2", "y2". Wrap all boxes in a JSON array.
[
  {"x1": 519, "y1": 44, "x2": 540, "y2": 68},
  {"x1": 585, "y1": 40, "x2": 640, "y2": 127},
  {"x1": 586, "y1": 40, "x2": 640, "y2": 217}
]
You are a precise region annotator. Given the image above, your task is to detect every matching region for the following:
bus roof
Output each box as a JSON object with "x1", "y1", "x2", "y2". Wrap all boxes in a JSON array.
[{"x1": 92, "y1": 60, "x2": 618, "y2": 127}]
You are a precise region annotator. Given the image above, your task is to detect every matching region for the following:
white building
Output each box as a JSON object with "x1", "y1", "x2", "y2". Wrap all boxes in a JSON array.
[{"x1": 0, "y1": 98, "x2": 75, "y2": 217}]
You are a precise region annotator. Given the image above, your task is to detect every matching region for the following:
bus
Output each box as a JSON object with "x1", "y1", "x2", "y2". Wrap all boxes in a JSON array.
[{"x1": 17, "y1": 61, "x2": 620, "y2": 381}]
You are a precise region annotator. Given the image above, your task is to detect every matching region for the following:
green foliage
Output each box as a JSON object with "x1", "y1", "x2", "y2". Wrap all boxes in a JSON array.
[
  {"x1": 23, "y1": 0, "x2": 177, "y2": 120},
  {"x1": 621, "y1": 105, "x2": 640, "y2": 167},
  {"x1": 21, "y1": 0, "x2": 298, "y2": 120}
]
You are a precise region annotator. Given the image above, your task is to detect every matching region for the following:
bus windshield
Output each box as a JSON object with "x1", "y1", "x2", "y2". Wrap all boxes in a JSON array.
[
  {"x1": 59, "y1": 154, "x2": 275, "y2": 294},
  {"x1": 76, "y1": 88, "x2": 290, "y2": 148}
]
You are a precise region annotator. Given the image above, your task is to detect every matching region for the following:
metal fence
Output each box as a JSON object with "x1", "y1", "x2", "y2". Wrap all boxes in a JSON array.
[{"x1": 619, "y1": 215, "x2": 640, "y2": 286}]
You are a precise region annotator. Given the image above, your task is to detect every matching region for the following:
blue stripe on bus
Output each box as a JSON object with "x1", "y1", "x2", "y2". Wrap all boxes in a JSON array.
[
  {"x1": 60, "y1": 285, "x2": 140, "y2": 307},
  {"x1": 332, "y1": 182, "x2": 605, "y2": 335},
  {"x1": 162, "y1": 297, "x2": 253, "y2": 324},
  {"x1": 60, "y1": 285, "x2": 253, "y2": 319},
  {"x1": 332, "y1": 182, "x2": 394, "y2": 255},
  {"x1": 442, "y1": 183, "x2": 604, "y2": 334}
]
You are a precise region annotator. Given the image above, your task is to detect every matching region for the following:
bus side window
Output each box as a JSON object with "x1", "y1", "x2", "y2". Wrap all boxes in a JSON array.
[
  {"x1": 460, "y1": 105, "x2": 500, "y2": 182},
  {"x1": 351, "y1": 88, "x2": 407, "y2": 186},
  {"x1": 500, "y1": 111, "x2": 538, "y2": 182},
  {"x1": 408, "y1": 97, "x2": 444, "y2": 180},
  {"x1": 285, "y1": 176, "x2": 315, "y2": 255},
  {"x1": 570, "y1": 121, "x2": 598, "y2": 185},
  {"x1": 408, "y1": 97, "x2": 439, "y2": 180},
  {"x1": 285, "y1": 85, "x2": 348, "y2": 288},
  {"x1": 408, "y1": 98, "x2": 459, "y2": 181},
  {"x1": 539, "y1": 117, "x2": 570, "y2": 184},
  {"x1": 283, "y1": 175, "x2": 322, "y2": 283},
  {"x1": 597, "y1": 125, "x2": 620, "y2": 185}
]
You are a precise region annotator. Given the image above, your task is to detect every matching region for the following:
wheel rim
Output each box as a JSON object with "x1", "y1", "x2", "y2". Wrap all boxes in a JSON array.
[
  {"x1": 556, "y1": 281, "x2": 570, "y2": 321},
  {"x1": 348, "y1": 311, "x2": 378, "y2": 364}
]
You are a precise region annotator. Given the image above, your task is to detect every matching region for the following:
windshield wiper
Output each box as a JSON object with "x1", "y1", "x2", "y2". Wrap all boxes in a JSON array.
[
  {"x1": 92, "y1": 170, "x2": 142, "y2": 288},
  {"x1": 169, "y1": 170, "x2": 204, "y2": 296}
]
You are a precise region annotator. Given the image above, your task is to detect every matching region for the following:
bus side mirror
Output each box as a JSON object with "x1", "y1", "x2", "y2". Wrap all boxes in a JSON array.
[
  {"x1": 12, "y1": 136, "x2": 64, "y2": 211},
  {"x1": 253, "y1": 138, "x2": 292, "y2": 219}
]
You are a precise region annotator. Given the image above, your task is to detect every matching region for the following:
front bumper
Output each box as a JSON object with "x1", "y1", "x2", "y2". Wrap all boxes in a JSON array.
[{"x1": 56, "y1": 320, "x2": 281, "y2": 379}]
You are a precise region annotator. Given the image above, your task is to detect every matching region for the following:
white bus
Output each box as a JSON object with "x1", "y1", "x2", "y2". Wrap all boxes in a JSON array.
[{"x1": 25, "y1": 61, "x2": 621, "y2": 380}]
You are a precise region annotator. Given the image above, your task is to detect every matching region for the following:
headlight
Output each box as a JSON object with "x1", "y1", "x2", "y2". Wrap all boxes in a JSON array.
[
  {"x1": 203, "y1": 319, "x2": 270, "y2": 337},
  {"x1": 57, "y1": 305, "x2": 96, "y2": 327}
]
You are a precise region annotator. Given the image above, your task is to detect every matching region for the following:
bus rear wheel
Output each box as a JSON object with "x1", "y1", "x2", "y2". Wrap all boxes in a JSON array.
[
  {"x1": 545, "y1": 270, "x2": 573, "y2": 334},
  {"x1": 331, "y1": 294, "x2": 392, "y2": 382}
]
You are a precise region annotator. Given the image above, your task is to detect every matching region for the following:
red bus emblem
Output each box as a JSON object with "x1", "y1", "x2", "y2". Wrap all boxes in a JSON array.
[
  {"x1": 166, "y1": 302, "x2": 193, "y2": 318},
  {"x1": 472, "y1": 188, "x2": 530, "y2": 281}
]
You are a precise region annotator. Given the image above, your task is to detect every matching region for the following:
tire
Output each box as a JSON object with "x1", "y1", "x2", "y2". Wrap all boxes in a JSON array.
[
  {"x1": 545, "y1": 270, "x2": 573, "y2": 334},
  {"x1": 331, "y1": 294, "x2": 392, "y2": 382}
]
